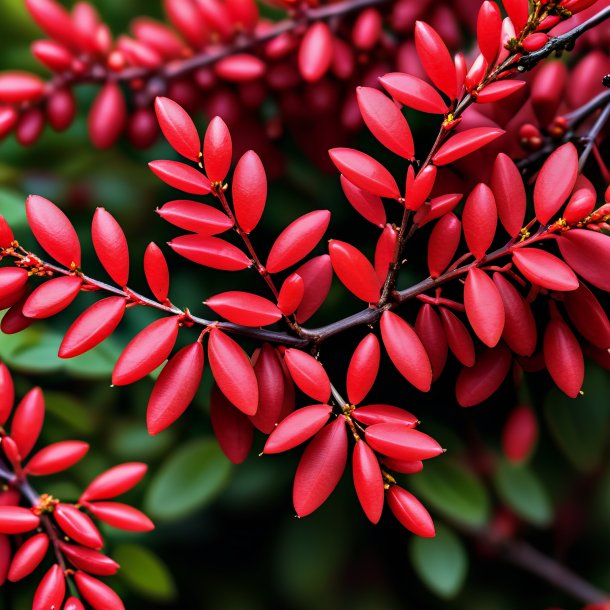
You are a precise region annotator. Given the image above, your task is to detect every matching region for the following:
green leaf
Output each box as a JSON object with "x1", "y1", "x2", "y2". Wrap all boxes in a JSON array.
[
  {"x1": 493, "y1": 459, "x2": 553, "y2": 526},
  {"x1": 0, "y1": 187, "x2": 28, "y2": 230},
  {"x1": 409, "y1": 458, "x2": 490, "y2": 527},
  {"x1": 44, "y1": 391, "x2": 95, "y2": 435},
  {"x1": 64, "y1": 340, "x2": 119, "y2": 379},
  {"x1": 114, "y1": 544, "x2": 177, "y2": 602},
  {"x1": 544, "y1": 364, "x2": 610, "y2": 472},
  {"x1": 409, "y1": 524, "x2": 468, "y2": 599},
  {"x1": 3, "y1": 332, "x2": 63, "y2": 373},
  {"x1": 144, "y1": 438, "x2": 232, "y2": 521}
]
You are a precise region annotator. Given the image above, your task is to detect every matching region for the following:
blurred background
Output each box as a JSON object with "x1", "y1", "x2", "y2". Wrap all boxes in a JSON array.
[{"x1": 1, "y1": 1, "x2": 610, "y2": 609}]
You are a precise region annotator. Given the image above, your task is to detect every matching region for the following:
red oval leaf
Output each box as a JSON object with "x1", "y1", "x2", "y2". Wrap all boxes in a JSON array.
[
  {"x1": 22, "y1": 275, "x2": 82, "y2": 319},
  {"x1": 432, "y1": 128, "x2": 505, "y2": 166},
  {"x1": 387, "y1": 486, "x2": 435, "y2": 537},
  {"x1": 340, "y1": 175, "x2": 386, "y2": 228},
  {"x1": 463, "y1": 183, "x2": 497, "y2": 259},
  {"x1": 414, "y1": 21, "x2": 457, "y2": 99},
  {"x1": 533, "y1": 143, "x2": 578, "y2": 224},
  {"x1": 10, "y1": 387, "x2": 44, "y2": 459},
  {"x1": 208, "y1": 328, "x2": 258, "y2": 415},
  {"x1": 149, "y1": 160, "x2": 211, "y2": 195},
  {"x1": 329, "y1": 239, "x2": 380, "y2": 303},
  {"x1": 543, "y1": 318, "x2": 584, "y2": 398},
  {"x1": 512, "y1": 248, "x2": 578, "y2": 291},
  {"x1": 415, "y1": 304, "x2": 448, "y2": 381},
  {"x1": 353, "y1": 441, "x2": 384, "y2": 524},
  {"x1": 379, "y1": 72, "x2": 448, "y2": 114},
  {"x1": 365, "y1": 424, "x2": 443, "y2": 461},
  {"x1": 356, "y1": 86, "x2": 414, "y2": 159},
  {"x1": 112, "y1": 316, "x2": 180, "y2": 386},
  {"x1": 80, "y1": 463, "x2": 147, "y2": 502},
  {"x1": 557, "y1": 230, "x2": 610, "y2": 292},
  {"x1": 89, "y1": 82, "x2": 126, "y2": 149},
  {"x1": 298, "y1": 22, "x2": 333, "y2": 83},
  {"x1": 26, "y1": 441, "x2": 89, "y2": 476},
  {"x1": 250, "y1": 344, "x2": 285, "y2": 434},
  {"x1": 233, "y1": 150, "x2": 266, "y2": 233},
  {"x1": 168, "y1": 234, "x2": 251, "y2": 271},
  {"x1": 427, "y1": 212, "x2": 461, "y2": 278},
  {"x1": 26, "y1": 195, "x2": 81, "y2": 268},
  {"x1": 456, "y1": 345, "x2": 511, "y2": 407},
  {"x1": 284, "y1": 349, "x2": 331, "y2": 403},
  {"x1": 381, "y1": 310, "x2": 432, "y2": 392},
  {"x1": 352, "y1": 404, "x2": 418, "y2": 427},
  {"x1": 204, "y1": 116, "x2": 232, "y2": 183},
  {"x1": 264, "y1": 404, "x2": 332, "y2": 454},
  {"x1": 329, "y1": 148, "x2": 400, "y2": 199},
  {"x1": 86, "y1": 503, "x2": 154, "y2": 533},
  {"x1": 563, "y1": 283, "x2": 610, "y2": 349},
  {"x1": 144, "y1": 242, "x2": 169, "y2": 303},
  {"x1": 439, "y1": 307, "x2": 476, "y2": 367},
  {"x1": 491, "y1": 153, "x2": 526, "y2": 238},
  {"x1": 205, "y1": 291, "x2": 282, "y2": 327},
  {"x1": 157, "y1": 200, "x2": 233, "y2": 234},
  {"x1": 374, "y1": 223, "x2": 397, "y2": 283},
  {"x1": 0, "y1": 364, "x2": 14, "y2": 426},
  {"x1": 154, "y1": 96, "x2": 200, "y2": 162},
  {"x1": 266, "y1": 210, "x2": 331, "y2": 273},
  {"x1": 293, "y1": 417, "x2": 347, "y2": 517},
  {"x1": 74, "y1": 572, "x2": 124, "y2": 610},
  {"x1": 502, "y1": 405, "x2": 538, "y2": 464},
  {"x1": 294, "y1": 255, "x2": 333, "y2": 323},
  {"x1": 277, "y1": 273, "x2": 304, "y2": 316},
  {"x1": 59, "y1": 296, "x2": 126, "y2": 358},
  {"x1": 92, "y1": 207, "x2": 130, "y2": 286},
  {"x1": 464, "y1": 268, "x2": 505, "y2": 347},
  {"x1": 477, "y1": 1, "x2": 502, "y2": 64},
  {"x1": 347, "y1": 334, "x2": 380, "y2": 405},
  {"x1": 147, "y1": 342, "x2": 204, "y2": 435}
]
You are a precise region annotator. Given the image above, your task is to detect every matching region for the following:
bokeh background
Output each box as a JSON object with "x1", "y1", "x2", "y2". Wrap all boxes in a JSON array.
[{"x1": 1, "y1": 1, "x2": 610, "y2": 609}]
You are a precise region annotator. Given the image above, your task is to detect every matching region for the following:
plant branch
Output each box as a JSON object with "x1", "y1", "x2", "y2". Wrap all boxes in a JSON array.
[
  {"x1": 578, "y1": 97, "x2": 610, "y2": 171},
  {"x1": 516, "y1": 5, "x2": 610, "y2": 72}
]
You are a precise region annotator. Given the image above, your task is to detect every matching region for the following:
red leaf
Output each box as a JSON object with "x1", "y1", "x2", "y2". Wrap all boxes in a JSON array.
[
  {"x1": 563, "y1": 283, "x2": 610, "y2": 349},
  {"x1": 58, "y1": 542, "x2": 119, "y2": 576},
  {"x1": 374, "y1": 224, "x2": 397, "y2": 283},
  {"x1": 284, "y1": 349, "x2": 331, "y2": 403},
  {"x1": 233, "y1": 150, "x2": 266, "y2": 233},
  {"x1": 456, "y1": 345, "x2": 511, "y2": 407},
  {"x1": 406, "y1": 165, "x2": 437, "y2": 211},
  {"x1": 356, "y1": 86, "x2": 414, "y2": 159},
  {"x1": 464, "y1": 268, "x2": 505, "y2": 347},
  {"x1": 491, "y1": 153, "x2": 526, "y2": 238},
  {"x1": 164, "y1": 0, "x2": 210, "y2": 48},
  {"x1": 149, "y1": 160, "x2": 211, "y2": 195},
  {"x1": 415, "y1": 193, "x2": 463, "y2": 226},
  {"x1": 147, "y1": 342, "x2": 204, "y2": 435},
  {"x1": 564, "y1": 187, "x2": 596, "y2": 224},
  {"x1": 210, "y1": 384, "x2": 254, "y2": 463},
  {"x1": 340, "y1": 175, "x2": 386, "y2": 228},
  {"x1": 0, "y1": 507, "x2": 40, "y2": 534},
  {"x1": 543, "y1": 318, "x2": 584, "y2": 398},
  {"x1": 112, "y1": 316, "x2": 180, "y2": 386},
  {"x1": 208, "y1": 328, "x2": 258, "y2": 415},
  {"x1": 80, "y1": 463, "x2": 148, "y2": 502},
  {"x1": 215, "y1": 54, "x2": 266, "y2": 81},
  {"x1": 462, "y1": 184, "x2": 497, "y2": 259},
  {"x1": 432, "y1": 128, "x2": 505, "y2": 166},
  {"x1": 439, "y1": 307, "x2": 476, "y2": 367},
  {"x1": 204, "y1": 116, "x2": 232, "y2": 183},
  {"x1": 352, "y1": 404, "x2": 418, "y2": 427},
  {"x1": 533, "y1": 143, "x2": 578, "y2": 224},
  {"x1": 277, "y1": 273, "x2": 304, "y2": 316},
  {"x1": 205, "y1": 291, "x2": 282, "y2": 326},
  {"x1": 353, "y1": 441, "x2": 384, "y2": 524},
  {"x1": 0, "y1": 268, "x2": 29, "y2": 301},
  {"x1": 144, "y1": 242, "x2": 169, "y2": 303},
  {"x1": 558, "y1": 230, "x2": 610, "y2": 292},
  {"x1": 26, "y1": 0, "x2": 83, "y2": 50},
  {"x1": 381, "y1": 310, "x2": 432, "y2": 392},
  {"x1": 477, "y1": 1, "x2": 502, "y2": 64},
  {"x1": 92, "y1": 207, "x2": 130, "y2": 286},
  {"x1": 63, "y1": 597, "x2": 85, "y2": 610},
  {"x1": 365, "y1": 424, "x2": 443, "y2": 461},
  {"x1": 7, "y1": 533, "x2": 48, "y2": 582},
  {"x1": 154, "y1": 96, "x2": 200, "y2": 162},
  {"x1": 250, "y1": 344, "x2": 285, "y2": 433},
  {"x1": 86, "y1": 503, "x2": 154, "y2": 533},
  {"x1": 347, "y1": 334, "x2": 380, "y2": 405},
  {"x1": 512, "y1": 248, "x2": 578, "y2": 291},
  {"x1": 329, "y1": 240, "x2": 380, "y2": 303},
  {"x1": 23, "y1": 275, "x2": 82, "y2": 319},
  {"x1": 379, "y1": 72, "x2": 448, "y2": 114},
  {"x1": 89, "y1": 82, "x2": 126, "y2": 149},
  {"x1": 26, "y1": 441, "x2": 89, "y2": 476},
  {"x1": 298, "y1": 22, "x2": 333, "y2": 82},
  {"x1": 493, "y1": 273, "x2": 537, "y2": 356},
  {"x1": 293, "y1": 417, "x2": 347, "y2": 517},
  {"x1": 0, "y1": 72, "x2": 44, "y2": 103},
  {"x1": 11, "y1": 387, "x2": 44, "y2": 459},
  {"x1": 502, "y1": 405, "x2": 538, "y2": 463},
  {"x1": 55, "y1": 504, "x2": 102, "y2": 549},
  {"x1": 59, "y1": 296, "x2": 126, "y2": 358},
  {"x1": 26, "y1": 195, "x2": 81, "y2": 268},
  {"x1": 168, "y1": 234, "x2": 251, "y2": 270},
  {"x1": 427, "y1": 212, "x2": 461, "y2": 278},
  {"x1": 32, "y1": 564, "x2": 65, "y2": 610},
  {"x1": 414, "y1": 21, "x2": 457, "y2": 99},
  {"x1": 382, "y1": 458, "x2": 423, "y2": 474},
  {"x1": 387, "y1": 486, "x2": 435, "y2": 537},
  {"x1": 503, "y1": 0, "x2": 529, "y2": 32},
  {"x1": 294, "y1": 255, "x2": 333, "y2": 323},
  {"x1": 157, "y1": 200, "x2": 233, "y2": 234},
  {"x1": 0, "y1": 364, "x2": 14, "y2": 426},
  {"x1": 415, "y1": 304, "x2": 448, "y2": 381},
  {"x1": 264, "y1": 404, "x2": 332, "y2": 454},
  {"x1": 0, "y1": 214, "x2": 14, "y2": 248},
  {"x1": 266, "y1": 210, "x2": 331, "y2": 273},
  {"x1": 329, "y1": 148, "x2": 400, "y2": 199},
  {"x1": 476, "y1": 80, "x2": 526, "y2": 103},
  {"x1": 74, "y1": 572, "x2": 124, "y2": 610}
]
